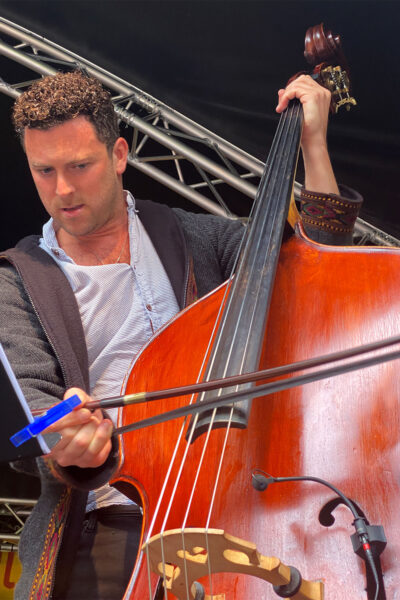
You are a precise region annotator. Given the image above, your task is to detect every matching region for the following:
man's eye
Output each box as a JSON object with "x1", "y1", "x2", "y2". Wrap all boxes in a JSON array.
[
  {"x1": 75, "y1": 163, "x2": 88, "y2": 170},
  {"x1": 39, "y1": 168, "x2": 53, "y2": 175}
]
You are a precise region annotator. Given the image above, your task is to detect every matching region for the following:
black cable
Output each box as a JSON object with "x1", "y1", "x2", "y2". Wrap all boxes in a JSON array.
[{"x1": 251, "y1": 470, "x2": 384, "y2": 599}]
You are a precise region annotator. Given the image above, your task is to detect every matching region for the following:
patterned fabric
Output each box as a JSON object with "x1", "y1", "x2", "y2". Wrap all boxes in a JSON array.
[
  {"x1": 300, "y1": 188, "x2": 361, "y2": 234},
  {"x1": 29, "y1": 490, "x2": 71, "y2": 600},
  {"x1": 300, "y1": 185, "x2": 363, "y2": 246}
]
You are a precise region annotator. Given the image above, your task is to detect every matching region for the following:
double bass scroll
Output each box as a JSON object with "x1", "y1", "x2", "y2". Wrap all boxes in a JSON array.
[{"x1": 304, "y1": 23, "x2": 356, "y2": 113}]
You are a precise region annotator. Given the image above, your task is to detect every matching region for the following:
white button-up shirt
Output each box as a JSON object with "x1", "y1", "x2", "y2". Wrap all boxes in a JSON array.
[{"x1": 39, "y1": 191, "x2": 180, "y2": 509}]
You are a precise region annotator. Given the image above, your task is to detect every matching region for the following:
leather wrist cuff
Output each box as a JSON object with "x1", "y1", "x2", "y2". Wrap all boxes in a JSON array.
[{"x1": 300, "y1": 184, "x2": 363, "y2": 245}]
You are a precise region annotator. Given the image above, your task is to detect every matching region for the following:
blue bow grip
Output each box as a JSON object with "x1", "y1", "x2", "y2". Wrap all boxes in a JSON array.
[{"x1": 10, "y1": 394, "x2": 82, "y2": 447}]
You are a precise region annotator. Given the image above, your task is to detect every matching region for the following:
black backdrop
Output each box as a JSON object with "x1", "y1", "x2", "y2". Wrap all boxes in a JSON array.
[{"x1": 0, "y1": 0, "x2": 399, "y2": 248}]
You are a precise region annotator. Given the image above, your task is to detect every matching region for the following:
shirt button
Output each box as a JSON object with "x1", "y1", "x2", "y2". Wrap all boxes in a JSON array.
[
  {"x1": 146, "y1": 304, "x2": 152, "y2": 311},
  {"x1": 53, "y1": 249, "x2": 59, "y2": 256}
]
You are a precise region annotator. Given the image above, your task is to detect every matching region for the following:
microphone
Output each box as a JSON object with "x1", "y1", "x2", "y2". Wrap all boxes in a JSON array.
[
  {"x1": 251, "y1": 470, "x2": 386, "y2": 600},
  {"x1": 251, "y1": 471, "x2": 275, "y2": 491}
]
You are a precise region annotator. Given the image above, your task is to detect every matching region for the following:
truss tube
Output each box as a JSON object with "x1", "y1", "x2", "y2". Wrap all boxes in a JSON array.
[
  {"x1": 0, "y1": 77, "x2": 18, "y2": 99},
  {"x1": 1, "y1": 535, "x2": 19, "y2": 542},
  {"x1": 115, "y1": 107, "x2": 258, "y2": 198},
  {"x1": 353, "y1": 217, "x2": 400, "y2": 247},
  {"x1": 0, "y1": 498, "x2": 36, "y2": 505},
  {"x1": 0, "y1": 37, "x2": 57, "y2": 78},
  {"x1": 127, "y1": 155, "x2": 236, "y2": 218}
]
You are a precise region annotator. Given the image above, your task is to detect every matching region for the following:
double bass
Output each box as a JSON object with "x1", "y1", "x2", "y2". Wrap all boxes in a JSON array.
[{"x1": 112, "y1": 24, "x2": 400, "y2": 599}]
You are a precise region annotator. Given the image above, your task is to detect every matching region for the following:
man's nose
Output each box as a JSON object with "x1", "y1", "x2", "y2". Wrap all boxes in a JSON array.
[{"x1": 55, "y1": 173, "x2": 75, "y2": 196}]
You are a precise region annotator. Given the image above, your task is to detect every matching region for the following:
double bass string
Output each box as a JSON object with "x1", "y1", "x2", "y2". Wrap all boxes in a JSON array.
[
  {"x1": 167, "y1": 204, "x2": 262, "y2": 596},
  {"x1": 142, "y1": 233, "x2": 243, "y2": 600},
  {"x1": 200, "y1": 102, "x2": 304, "y2": 598},
  {"x1": 170, "y1": 101, "x2": 306, "y2": 599},
  {"x1": 165, "y1": 338, "x2": 239, "y2": 596},
  {"x1": 180, "y1": 406, "x2": 228, "y2": 599},
  {"x1": 183, "y1": 97, "x2": 303, "y2": 458},
  {"x1": 141, "y1": 133, "x2": 265, "y2": 598},
  {"x1": 151, "y1": 209, "x2": 252, "y2": 598},
  {"x1": 202, "y1": 100, "x2": 303, "y2": 548},
  {"x1": 142, "y1": 409, "x2": 189, "y2": 599},
  {"x1": 143, "y1": 394, "x2": 214, "y2": 599},
  {"x1": 151, "y1": 403, "x2": 233, "y2": 598},
  {"x1": 140, "y1": 326, "x2": 219, "y2": 598},
  {"x1": 167, "y1": 180, "x2": 264, "y2": 597}
]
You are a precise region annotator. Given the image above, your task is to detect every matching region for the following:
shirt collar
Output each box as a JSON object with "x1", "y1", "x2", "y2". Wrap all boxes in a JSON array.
[{"x1": 41, "y1": 191, "x2": 136, "y2": 261}]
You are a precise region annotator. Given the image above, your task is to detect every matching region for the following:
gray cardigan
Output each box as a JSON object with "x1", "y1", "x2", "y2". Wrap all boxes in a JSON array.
[{"x1": 0, "y1": 200, "x2": 244, "y2": 599}]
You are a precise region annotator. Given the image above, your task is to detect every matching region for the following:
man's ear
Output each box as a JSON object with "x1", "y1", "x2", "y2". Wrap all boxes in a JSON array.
[{"x1": 113, "y1": 137, "x2": 129, "y2": 175}]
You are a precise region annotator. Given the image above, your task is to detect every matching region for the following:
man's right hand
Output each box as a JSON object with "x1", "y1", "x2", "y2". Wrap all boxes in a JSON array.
[{"x1": 45, "y1": 387, "x2": 113, "y2": 468}]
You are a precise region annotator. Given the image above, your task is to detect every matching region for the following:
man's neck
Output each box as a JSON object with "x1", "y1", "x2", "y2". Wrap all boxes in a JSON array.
[{"x1": 57, "y1": 218, "x2": 130, "y2": 266}]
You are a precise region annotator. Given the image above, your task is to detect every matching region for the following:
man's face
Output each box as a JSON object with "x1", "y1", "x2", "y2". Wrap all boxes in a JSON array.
[{"x1": 24, "y1": 116, "x2": 128, "y2": 239}]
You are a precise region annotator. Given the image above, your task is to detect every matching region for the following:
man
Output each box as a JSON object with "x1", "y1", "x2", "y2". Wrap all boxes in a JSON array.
[{"x1": 0, "y1": 70, "x2": 361, "y2": 599}]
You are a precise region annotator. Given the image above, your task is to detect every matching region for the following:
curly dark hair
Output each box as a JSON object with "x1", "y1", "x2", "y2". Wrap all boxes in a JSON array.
[{"x1": 12, "y1": 71, "x2": 119, "y2": 150}]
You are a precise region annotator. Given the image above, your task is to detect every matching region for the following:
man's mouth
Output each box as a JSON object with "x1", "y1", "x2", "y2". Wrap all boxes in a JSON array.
[{"x1": 61, "y1": 204, "x2": 84, "y2": 215}]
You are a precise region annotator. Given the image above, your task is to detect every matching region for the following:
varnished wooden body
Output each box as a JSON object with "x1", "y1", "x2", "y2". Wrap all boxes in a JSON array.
[{"x1": 114, "y1": 226, "x2": 400, "y2": 599}]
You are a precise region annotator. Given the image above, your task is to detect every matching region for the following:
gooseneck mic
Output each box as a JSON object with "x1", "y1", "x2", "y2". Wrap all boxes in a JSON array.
[{"x1": 251, "y1": 470, "x2": 386, "y2": 600}]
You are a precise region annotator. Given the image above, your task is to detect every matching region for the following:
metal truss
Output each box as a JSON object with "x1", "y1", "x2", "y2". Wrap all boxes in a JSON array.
[
  {"x1": 0, "y1": 16, "x2": 399, "y2": 247},
  {"x1": 0, "y1": 497, "x2": 36, "y2": 549}
]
